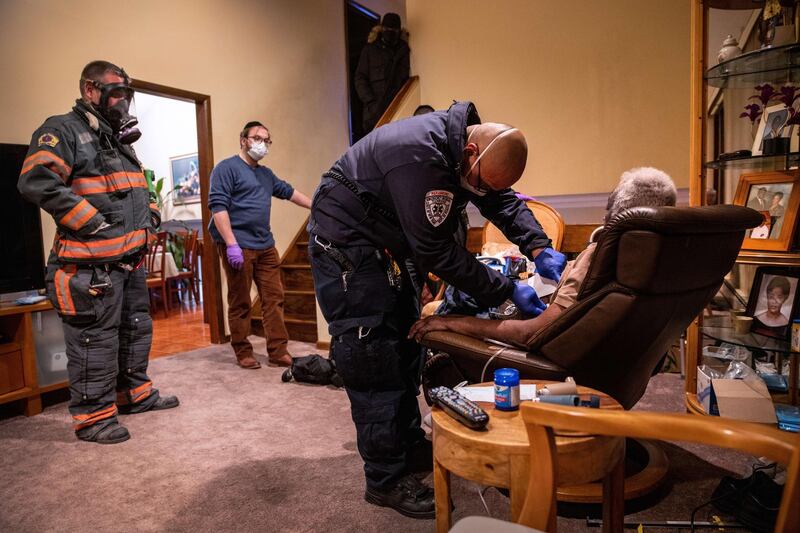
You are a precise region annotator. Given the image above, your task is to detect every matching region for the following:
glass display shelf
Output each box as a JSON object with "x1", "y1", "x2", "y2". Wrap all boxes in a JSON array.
[
  {"x1": 701, "y1": 316, "x2": 792, "y2": 355},
  {"x1": 706, "y1": 43, "x2": 800, "y2": 88},
  {"x1": 704, "y1": 152, "x2": 800, "y2": 170}
]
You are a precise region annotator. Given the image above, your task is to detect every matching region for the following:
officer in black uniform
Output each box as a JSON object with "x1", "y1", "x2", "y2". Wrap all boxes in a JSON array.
[{"x1": 307, "y1": 101, "x2": 566, "y2": 518}]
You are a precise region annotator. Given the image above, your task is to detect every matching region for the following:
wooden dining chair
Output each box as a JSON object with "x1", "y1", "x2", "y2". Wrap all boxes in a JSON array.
[
  {"x1": 167, "y1": 230, "x2": 200, "y2": 306},
  {"x1": 516, "y1": 403, "x2": 800, "y2": 533},
  {"x1": 145, "y1": 231, "x2": 169, "y2": 318},
  {"x1": 482, "y1": 200, "x2": 566, "y2": 255}
]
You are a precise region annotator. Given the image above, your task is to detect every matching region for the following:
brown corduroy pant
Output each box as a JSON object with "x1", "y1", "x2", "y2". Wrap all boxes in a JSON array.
[{"x1": 218, "y1": 244, "x2": 290, "y2": 362}]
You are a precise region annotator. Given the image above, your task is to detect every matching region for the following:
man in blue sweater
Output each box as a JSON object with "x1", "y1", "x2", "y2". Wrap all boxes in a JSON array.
[{"x1": 209, "y1": 121, "x2": 312, "y2": 369}]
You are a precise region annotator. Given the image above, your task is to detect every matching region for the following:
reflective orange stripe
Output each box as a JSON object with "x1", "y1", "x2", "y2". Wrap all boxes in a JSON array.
[
  {"x1": 59, "y1": 199, "x2": 98, "y2": 231},
  {"x1": 73, "y1": 405, "x2": 117, "y2": 430},
  {"x1": 54, "y1": 268, "x2": 76, "y2": 315},
  {"x1": 71, "y1": 171, "x2": 147, "y2": 196},
  {"x1": 116, "y1": 381, "x2": 153, "y2": 406},
  {"x1": 21, "y1": 150, "x2": 72, "y2": 181},
  {"x1": 129, "y1": 381, "x2": 153, "y2": 403},
  {"x1": 58, "y1": 229, "x2": 147, "y2": 260}
]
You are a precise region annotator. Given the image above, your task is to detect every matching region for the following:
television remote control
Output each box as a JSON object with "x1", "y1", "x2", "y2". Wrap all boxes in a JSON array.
[{"x1": 430, "y1": 386, "x2": 489, "y2": 430}]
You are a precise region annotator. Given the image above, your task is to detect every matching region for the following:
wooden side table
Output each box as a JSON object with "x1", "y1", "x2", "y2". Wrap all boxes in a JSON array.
[{"x1": 432, "y1": 381, "x2": 623, "y2": 532}]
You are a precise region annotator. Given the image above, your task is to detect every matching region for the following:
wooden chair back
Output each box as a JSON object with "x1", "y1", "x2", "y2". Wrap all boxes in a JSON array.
[
  {"x1": 482, "y1": 200, "x2": 565, "y2": 254},
  {"x1": 175, "y1": 230, "x2": 198, "y2": 272},
  {"x1": 146, "y1": 231, "x2": 168, "y2": 278},
  {"x1": 518, "y1": 402, "x2": 800, "y2": 532}
]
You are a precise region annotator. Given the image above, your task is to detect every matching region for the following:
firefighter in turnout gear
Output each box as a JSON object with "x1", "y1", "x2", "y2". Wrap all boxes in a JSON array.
[
  {"x1": 307, "y1": 101, "x2": 566, "y2": 518},
  {"x1": 17, "y1": 60, "x2": 179, "y2": 444}
]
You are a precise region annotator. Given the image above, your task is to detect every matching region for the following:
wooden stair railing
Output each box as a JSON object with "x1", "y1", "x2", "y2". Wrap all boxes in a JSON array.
[
  {"x1": 374, "y1": 75, "x2": 420, "y2": 128},
  {"x1": 251, "y1": 216, "x2": 317, "y2": 343}
]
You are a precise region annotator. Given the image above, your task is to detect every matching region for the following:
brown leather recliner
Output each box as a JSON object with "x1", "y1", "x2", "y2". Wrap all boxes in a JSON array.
[{"x1": 421, "y1": 205, "x2": 762, "y2": 409}]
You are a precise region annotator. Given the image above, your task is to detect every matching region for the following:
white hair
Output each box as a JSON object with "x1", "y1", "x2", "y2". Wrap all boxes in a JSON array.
[{"x1": 606, "y1": 167, "x2": 677, "y2": 221}]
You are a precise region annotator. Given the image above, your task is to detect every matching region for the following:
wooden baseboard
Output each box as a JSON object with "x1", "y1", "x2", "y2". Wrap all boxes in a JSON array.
[{"x1": 316, "y1": 340, "x2": 331, "y2": 351}]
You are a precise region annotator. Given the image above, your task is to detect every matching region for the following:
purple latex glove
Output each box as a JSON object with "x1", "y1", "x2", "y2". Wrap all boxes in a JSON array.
[
  {"x1": 533, "y1": 247, "x2": 567, "y2": 282},
  {"x1": 226, "y1": 244, "x2": 244, "y2": 270},
  {"x1": 511, "y1": 282, "x2": 547, "y2": 318}
]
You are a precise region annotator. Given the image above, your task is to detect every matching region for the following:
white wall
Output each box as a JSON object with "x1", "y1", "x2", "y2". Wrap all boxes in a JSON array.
[{"x1": 134, "y1": 93, "x2": 200, "y2": 221}]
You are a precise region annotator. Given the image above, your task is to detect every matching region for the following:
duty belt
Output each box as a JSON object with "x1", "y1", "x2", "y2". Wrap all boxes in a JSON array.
[{"x1": 322, "y1": 169, "x2": 400, "y2": 228}]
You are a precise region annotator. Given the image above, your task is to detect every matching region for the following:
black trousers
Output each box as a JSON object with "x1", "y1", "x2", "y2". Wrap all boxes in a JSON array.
[
  {"x1": 46, "y1": 263, "x2": 160, "y2": 434},
  {"x1": 309, "y1": 238, "x2": 424, "y2": 491}
]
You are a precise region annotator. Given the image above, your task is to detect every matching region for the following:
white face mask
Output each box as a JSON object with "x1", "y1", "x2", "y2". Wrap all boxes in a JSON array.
[{"x1": 247, "y1": 141, "x2": 268, "y2": 161}]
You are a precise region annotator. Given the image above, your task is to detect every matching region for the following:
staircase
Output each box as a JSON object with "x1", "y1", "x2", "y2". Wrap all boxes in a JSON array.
[{"x1": 251, "y1": 219, "x2": 317, "y2": 343}]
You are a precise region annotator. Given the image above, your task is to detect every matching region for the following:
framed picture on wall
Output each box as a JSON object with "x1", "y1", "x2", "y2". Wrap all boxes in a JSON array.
[
  {"x1": 170, "y1": 153, "x2": 200, "y2": 205},
  {"x1": 745, "y1": 266, "x2": 800, "y2": 339},
  {"x1": 733, "y1": 171, "x2": 800, "y2": 251}
]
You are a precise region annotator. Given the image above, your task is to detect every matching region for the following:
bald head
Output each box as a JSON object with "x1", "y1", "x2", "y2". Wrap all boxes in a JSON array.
[{"x1": 464, "y1": 123, "x2": 527, "y2": 190}]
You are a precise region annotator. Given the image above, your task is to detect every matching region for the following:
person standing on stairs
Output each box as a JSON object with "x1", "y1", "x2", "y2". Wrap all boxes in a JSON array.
[{"x1": 209, "y1": 121, "x2": 312, "y2": 369}]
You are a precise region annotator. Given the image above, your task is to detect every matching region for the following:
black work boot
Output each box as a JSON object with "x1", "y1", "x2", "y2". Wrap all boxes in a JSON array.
[
  {"x1": 364, "y1": 474, "x2": 435, "y2": 519},
  {"x1": 118, "y1": 395, "x2": 180, "y2": 414},
  {"x1": 76, "y1": 421, "x2": 130, "y2": 444}
]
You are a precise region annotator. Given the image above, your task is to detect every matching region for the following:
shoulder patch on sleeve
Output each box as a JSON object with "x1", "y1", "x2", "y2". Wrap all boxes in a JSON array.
[
  {"x1": 424, "y1": 189, "x2": 453, "y2": 227},
  {"x1": 37, "y1": 133, "x2": 59, "y2": 147}
]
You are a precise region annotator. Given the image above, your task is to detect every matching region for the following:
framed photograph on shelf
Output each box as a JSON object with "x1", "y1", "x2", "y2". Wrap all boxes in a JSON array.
[
  {"x1": 752, "y1": 104, "x2": 793, "y2": 156},
  {"x1": 733, "y1": 171, "x2": 800, "y2": 251},
  {"x1": 170, "y1": 153, "x2": 200, "y2": 205},
  {"x1": 745, "y1": 266, "x2": 800, "y2": 339}
]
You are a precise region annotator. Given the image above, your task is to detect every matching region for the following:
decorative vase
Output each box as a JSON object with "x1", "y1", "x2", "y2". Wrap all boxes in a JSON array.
[{"x1": 718, "y1": 35, "x2": 742, "y2": 63}]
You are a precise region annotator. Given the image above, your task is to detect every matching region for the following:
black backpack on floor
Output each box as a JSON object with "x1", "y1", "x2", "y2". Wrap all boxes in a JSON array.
[{"x1": 282, "y1": 354, "x2": 343, "y2": 387}]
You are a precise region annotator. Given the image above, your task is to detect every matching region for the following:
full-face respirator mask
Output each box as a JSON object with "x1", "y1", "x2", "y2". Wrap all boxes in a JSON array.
[{"x1": 90, "y1": 79, "x2": 142, "y2": 144}]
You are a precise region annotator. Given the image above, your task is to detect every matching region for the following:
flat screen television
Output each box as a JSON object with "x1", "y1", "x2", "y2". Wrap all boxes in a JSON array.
[{"x1": 0, "y1": 143, "x2": 45, "y2": 294}]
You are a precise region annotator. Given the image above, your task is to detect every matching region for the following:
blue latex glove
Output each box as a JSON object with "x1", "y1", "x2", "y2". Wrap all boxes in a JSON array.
[
  {"x1": 511, "y1": 282, "x2": 547, "y2": 317},
  {"x1": 533, "y1": 247, "x2": 567, "y2": 282},
  {"x1": 226, "y1": 244, "x2": 245, "y2": 270}
]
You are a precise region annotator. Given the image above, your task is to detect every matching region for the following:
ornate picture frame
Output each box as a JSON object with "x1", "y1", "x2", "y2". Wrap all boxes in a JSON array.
[{"x1": 733, "y1": 171, "x2": 800, "y2": 252}]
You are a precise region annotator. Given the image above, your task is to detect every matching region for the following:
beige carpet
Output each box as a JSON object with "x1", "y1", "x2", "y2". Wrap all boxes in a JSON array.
[{"x1": 0, "y1": 339, "x2": 752, "y2": 532}]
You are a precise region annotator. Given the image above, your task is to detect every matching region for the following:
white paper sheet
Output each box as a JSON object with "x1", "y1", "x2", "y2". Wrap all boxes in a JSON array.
[{"x1": 458, "y1": 384, "x2": 537, "y2": 402}]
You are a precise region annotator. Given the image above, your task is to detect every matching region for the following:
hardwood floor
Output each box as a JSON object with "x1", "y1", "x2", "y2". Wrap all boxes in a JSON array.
[{"x1": 151, "y1": 302, "x2": 212, "y2": 359}]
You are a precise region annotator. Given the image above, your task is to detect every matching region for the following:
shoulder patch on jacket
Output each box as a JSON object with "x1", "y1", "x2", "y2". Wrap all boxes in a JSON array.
[
  {"x1": 38, "y1": 133, "x2": 59, "y2": 147},
  {"x1": 424, "y1": 190, "x2": 453, "y2": 227}
]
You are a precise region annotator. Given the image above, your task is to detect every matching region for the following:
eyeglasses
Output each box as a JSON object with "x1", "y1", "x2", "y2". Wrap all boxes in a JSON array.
[{"x1": 247, "y1": 136, "x2": 272, "y2": 145}]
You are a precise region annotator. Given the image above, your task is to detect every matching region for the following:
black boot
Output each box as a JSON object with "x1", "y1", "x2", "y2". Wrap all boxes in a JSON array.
[
  {"x1": 364, "y1": 474, "x2": 435, "y2": 519},
  {"x1": 118, "y1": 395, "x2": 180, "y2": 414},
  {"x1": 76, "y1": 421, "x2": 130, "y2": 444}
]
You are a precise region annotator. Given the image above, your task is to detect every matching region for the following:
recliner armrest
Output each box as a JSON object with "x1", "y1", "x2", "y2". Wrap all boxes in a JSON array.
[{"x1": 421, "y1": 330, "x2": 568, "y2": 383}]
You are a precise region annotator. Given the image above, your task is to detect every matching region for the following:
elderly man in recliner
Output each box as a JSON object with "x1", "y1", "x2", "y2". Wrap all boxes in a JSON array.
[{"x1": 409, "y1": 167, "x2": 677, "y2": 346}]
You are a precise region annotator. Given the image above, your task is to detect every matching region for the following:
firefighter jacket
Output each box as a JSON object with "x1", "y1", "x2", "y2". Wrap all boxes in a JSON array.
[
  {"x1": 18, "y1": 100, "x2": 158, "y2": 265},
  {"x1": 308, "y1": 100, "x2": 551, "y2": 309}
]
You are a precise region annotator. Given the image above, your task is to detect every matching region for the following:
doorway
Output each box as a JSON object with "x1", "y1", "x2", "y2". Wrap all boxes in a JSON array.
[
  {"x1": 345, "y1": 1, "x2": 380, "y2": 144},
  {"x1": 131, "y1": 80, "x2": 225, "y2": 348}
]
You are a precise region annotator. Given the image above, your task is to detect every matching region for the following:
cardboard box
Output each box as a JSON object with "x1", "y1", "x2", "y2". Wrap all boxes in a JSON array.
[
  {"x1": 713, "y1": 378, "x2": 777, "y2": 424},
  {"x1": 696, "y1": 366, "x2": 777, "y2": 423}
]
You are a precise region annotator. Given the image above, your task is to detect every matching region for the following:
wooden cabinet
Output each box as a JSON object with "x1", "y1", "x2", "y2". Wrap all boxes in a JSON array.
[
  {"x1": 0, "y1": 301, "x2": 64, "y2": 416},
  {"x1": 687, "y1": 1, "x2": 800, "y2": 414}
]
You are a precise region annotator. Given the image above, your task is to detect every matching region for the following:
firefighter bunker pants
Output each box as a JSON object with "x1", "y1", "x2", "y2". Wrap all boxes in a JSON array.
[
  {"x1": 309, "y1": 237, "x2": 425, "y2": 491},
  {"x1": 47, "y1": 263, "x2": 162, "y2": 434}
]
